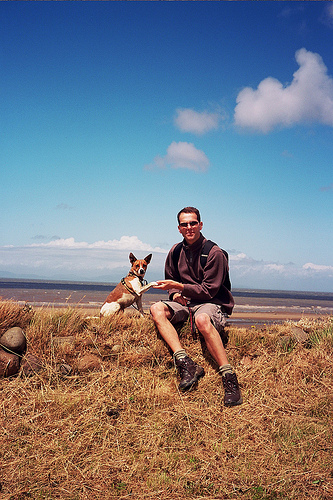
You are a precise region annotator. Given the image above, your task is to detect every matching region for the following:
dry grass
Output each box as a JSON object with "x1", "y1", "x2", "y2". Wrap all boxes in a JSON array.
[{"x1": 0, "y1": 300, "x2": 332, "y2": 500}]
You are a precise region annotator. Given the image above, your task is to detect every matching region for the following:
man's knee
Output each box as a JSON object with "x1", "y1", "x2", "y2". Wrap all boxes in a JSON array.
[
  {"x1": 150, "y1": 301, "x2": 162, "y2": 319},
  {"x1": 150, "y1": 301, "x2": 170, "y2": 322},
  {"x1": 195, "y1": 312, "x2": 212, "y2": 334}
]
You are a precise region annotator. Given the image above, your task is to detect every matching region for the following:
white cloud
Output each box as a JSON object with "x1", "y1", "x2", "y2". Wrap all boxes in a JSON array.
[
  {"x1": 0, "y1": 237, "x2": 167, "y2": 282},
  {"x1": 328, "y1": 2, "x2": 333, "y2": 18},
  {"x1": 27, "y1": 236, "x2": 166, "y2": 253},
  {"x1": 146, "y1": 141, "x2": 210, "y2": 172},
  {"x1": 229, "y1": 252, "x2": 249, "y2": 262},
  {"x1": 322, "y1": 2, "x2": 333, "y2": 27},
  {"x1": 320, "y1": 183, "x2": 333, "y2": 192},
  {"x1": 264, "y1": 263, "x2": 286, "y2": 273},
  {"x1": 0, "y1": 242, "x2": 332, "y2": 291},
  {"x1": 303, "y1": 262, "x2": 333, "y2": 272},
  {"x1": 228, "y1": 252, "x2": 333, "y2": 291},
  {"x1": 174, "y1": 108, "x2": 220, "y2": 135},
  {"x1": 234, "y1": 48, "x2": 333, "y2": 132},
  {"x1": 56, "y1": 203, "x2": 74, "y2": 211},
  {"x1": 281, "y1": 150, "x2": 294, "y2": 158},
  {"x1": 29, "y1": 237, "x2": 88, "y2": 249},
  {"x1": 230, "y1": 252, "x2": 333, "y2": 277}
]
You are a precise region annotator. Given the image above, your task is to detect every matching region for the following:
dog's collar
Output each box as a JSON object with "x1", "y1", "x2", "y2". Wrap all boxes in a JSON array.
[{"x1": 127, "y1": 272, "x2": 147, "y2": 285}]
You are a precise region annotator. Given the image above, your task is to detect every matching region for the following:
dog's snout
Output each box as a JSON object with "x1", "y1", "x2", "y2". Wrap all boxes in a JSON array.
[{"x1": 139, "y1": 268, "x2": 145, "y2": 275}]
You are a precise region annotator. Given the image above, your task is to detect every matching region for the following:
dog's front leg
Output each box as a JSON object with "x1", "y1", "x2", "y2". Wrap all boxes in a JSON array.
[
  {"x1": 136, "y1": 296, "x2": 145, "y2": 316},
  {"x1": 139, "y1": 281, "x2": 158, "y2": 294}
]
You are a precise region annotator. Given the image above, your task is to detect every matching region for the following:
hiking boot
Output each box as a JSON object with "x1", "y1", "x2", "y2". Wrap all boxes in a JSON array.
[
  {"x1": 174, "y1": 355, "x2": 205, "y2": 392},
  {"x1": 222, "y1": 372, "x2": 243, "y2": 407}
]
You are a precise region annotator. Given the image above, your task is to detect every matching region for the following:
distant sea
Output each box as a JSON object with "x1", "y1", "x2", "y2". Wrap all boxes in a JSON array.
[{"x1": 0, "y1": 278, "x2": 332, "y2": 318}]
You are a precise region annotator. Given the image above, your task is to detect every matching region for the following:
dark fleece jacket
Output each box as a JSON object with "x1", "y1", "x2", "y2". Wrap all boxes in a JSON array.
[{"x1": 164, "y1": 233, "x2": 234, "y2": 315}]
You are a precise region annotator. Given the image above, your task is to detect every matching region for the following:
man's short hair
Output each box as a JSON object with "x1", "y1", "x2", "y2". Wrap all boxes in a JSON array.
[{"x1": 177, "y1": 207, "x2": 201, "y2": 224}]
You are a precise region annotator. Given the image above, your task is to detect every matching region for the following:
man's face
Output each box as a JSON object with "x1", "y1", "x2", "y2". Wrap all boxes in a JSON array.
[{"x1": 178, "y1": 212, "x2": 203, "y2": 245}]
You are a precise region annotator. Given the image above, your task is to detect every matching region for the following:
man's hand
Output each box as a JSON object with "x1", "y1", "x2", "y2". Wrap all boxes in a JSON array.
[
  {"x1": 153, "y1": 280, "x2": 184, "y2": 292},
  {"x1": 153, "y1": 281, "x2": 187, "y2": 305},
  {"x1": 172, "y1": 293, "x2": 188, "y2": 305}
]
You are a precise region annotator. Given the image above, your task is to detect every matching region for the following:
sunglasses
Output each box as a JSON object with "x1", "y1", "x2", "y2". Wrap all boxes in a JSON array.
[{"x1": 179, "y1": 221, "x2": 199, "y2": 228}]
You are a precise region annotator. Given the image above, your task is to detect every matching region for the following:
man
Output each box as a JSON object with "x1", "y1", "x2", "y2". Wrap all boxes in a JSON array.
[{"x1": 151, "y1": 207, "x2": 242, "y2": 407}]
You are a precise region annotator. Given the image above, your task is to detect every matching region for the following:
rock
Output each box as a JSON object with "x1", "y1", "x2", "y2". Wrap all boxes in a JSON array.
[
  {"x1": 52, "y1": 336, "x2": 76, "y2": 348},
  {"x1": 278, "y1": 335, "x2": 293, "y2": 348},
  {"x1": 0, "y1": 327, "x2": 27, "y2": 354},
  {"x1": 106, "y1": 408, "x2": 120, "y2": 418},
  {"x1": 57, "y1": 363, "x2": 72, "y2": 376},
  {"x1": 279, "y1": 326, "x2": 311, "y2": 348},
  {"x1": 136, "y1": 346, "x2": 149, "y2": 355},
  {"x1": 290, "y1": 325, "x2": 310, "y2": 344},
  {"x1": 77, "y1": 354, "x2": 101, "y2": 372},
  {"x1": 0, "y1": 348, "x2": 20, "y2": 377},
  {"x1": 240, "y1": 355, "x2": 253, "y2": 367},
  {"x1": 20, "y1": 354, "x2": 43, "y2": 376},
  {"x1": 111, "y1": 344, "x2": 122, "y2": 353},
  {"x1": 82, "y1": 338, "x2": 95, "y2": 347}
]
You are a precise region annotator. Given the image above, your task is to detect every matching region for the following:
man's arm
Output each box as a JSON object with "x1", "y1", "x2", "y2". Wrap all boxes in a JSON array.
[
  {"x1": 153, "y1": 279, "x2": 187, "y2": 305},
  {"x1": 153, "y1": 245, "x2": 188, "y2": 304},
  {"x1": 153, "y1": 279, "x2": 183, "y2": 292},
  {"x1": 154, "y1": 244, "x2": 228, "y2": 303}
]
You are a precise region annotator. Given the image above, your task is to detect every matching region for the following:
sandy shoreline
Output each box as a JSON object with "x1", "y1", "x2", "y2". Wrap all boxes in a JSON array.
[
  {"x1": 1, "y1": 284, "x2": 332, "y2": 326},
  {"x1": 229, "y1": 311, "x2": 327, "y2": 327}
]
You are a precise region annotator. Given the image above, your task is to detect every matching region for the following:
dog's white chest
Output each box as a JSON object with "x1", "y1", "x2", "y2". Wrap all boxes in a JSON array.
[{"x1": 129, "y1": 277, "x2": 144, "y2": 295}]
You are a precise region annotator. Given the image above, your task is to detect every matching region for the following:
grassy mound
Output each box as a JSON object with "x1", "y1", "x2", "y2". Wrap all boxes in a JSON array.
[{"x1": 1, "y1": 301, "x2": 332, "y2": 499}]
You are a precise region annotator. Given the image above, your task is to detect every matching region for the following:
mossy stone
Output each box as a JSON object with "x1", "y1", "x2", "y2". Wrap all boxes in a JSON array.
[{"x1": 0, "y1": 327, "x2": 27, "y2": 354}]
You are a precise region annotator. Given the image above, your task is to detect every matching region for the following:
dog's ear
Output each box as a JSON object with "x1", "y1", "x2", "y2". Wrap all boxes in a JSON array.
[
  {"x1": 129, "y1": 253, "x2": 137, "y2": 264},
  {"x1": 144, "y1": 254, "x2": 152, "y2": 264}
]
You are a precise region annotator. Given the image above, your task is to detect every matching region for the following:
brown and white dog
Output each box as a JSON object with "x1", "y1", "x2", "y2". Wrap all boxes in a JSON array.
[{"x1": 100, "y1": 253, "x2": 158, "y2": 317}]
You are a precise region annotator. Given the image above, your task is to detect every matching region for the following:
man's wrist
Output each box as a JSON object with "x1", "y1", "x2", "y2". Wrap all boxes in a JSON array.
[{"x1": 170, "y1": 291, "x2": 183, "y2": 302}]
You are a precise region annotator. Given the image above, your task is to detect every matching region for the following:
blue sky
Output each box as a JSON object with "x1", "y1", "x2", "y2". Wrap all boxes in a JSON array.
[{"x1": 0, "y1": 1, "x2": 332, "y2": 291}]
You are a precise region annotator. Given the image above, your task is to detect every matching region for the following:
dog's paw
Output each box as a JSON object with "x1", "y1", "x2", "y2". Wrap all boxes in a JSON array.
[{"x1": 149, "y1": 281, "x2": 159, "y2": 286}]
